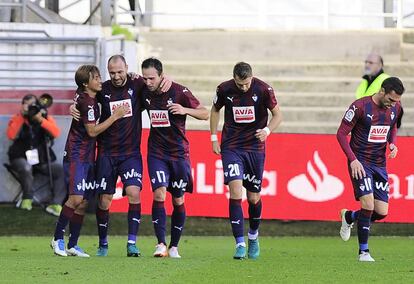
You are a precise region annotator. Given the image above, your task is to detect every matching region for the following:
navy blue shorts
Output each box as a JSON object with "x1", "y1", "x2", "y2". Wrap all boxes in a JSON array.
[
  {"x1": 147, "y1": 155, "x2": 193, "y2": 198},
  {"x1": 63, "y1": 160, "x2": 95, "y2": 199},
  {"x1": 348, "y1": 163, "x2": 389, "y2": 202},
  {"x1": 96, "y1": 154, "x2": 143, "y2": 194},
  {"x1": 221, "y1": 149, "x2": 265, "y2": 193}
]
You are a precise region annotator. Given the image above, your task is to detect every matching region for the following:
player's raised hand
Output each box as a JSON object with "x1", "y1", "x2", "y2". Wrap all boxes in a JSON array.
[
  {"x1": 69, "y1": 103, "x2": 80, "y2": 121},
  {"x1": 112, "y1": 105, "x2": 128, "y2": 120},
  {"x1": 160, "y1": 75, "x2": 172, "y2": 92},
  {"x1": 168, "y1": 103, "x2": 186, "y2": 115},
  {"x1": 388, "y1": 143, "x2": 398, "y2": 159},
  {"x1": 350, "y1": 159, "x2": 366, "y2": 180},
  {"x1": 128, "y1": 72, "x2": 140, "y2": 80},
  {"x1": 212, "y1": 141, "x2": 221, "y2": 155},
  {"x1": 255, "y1": 128, "x2": 270, "y2": 142}
]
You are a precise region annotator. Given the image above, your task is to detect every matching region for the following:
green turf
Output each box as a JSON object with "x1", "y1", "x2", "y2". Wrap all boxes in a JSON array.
[
  {"x1": 2, "y1": 204, "x2": 414, "y2": 237},
  {"x1": 1, "y1": 236, "x2": 414, "y2": 283}
]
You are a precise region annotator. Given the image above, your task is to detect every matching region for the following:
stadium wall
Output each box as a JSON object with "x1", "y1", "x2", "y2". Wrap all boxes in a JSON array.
[{"x1": 1, "y1": 115, "x2": 413, "y2": 222}]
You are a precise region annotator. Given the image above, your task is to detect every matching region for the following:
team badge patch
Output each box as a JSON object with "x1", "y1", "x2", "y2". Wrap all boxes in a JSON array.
[
  {"x1": 128, "y1": 88, "x2": 133, "y2": 96},
  {"x1": 167, "y1": 98, "x2": 173, "y2": 106},
  {"x1": 87, "y1": 106, "x2": 95, "y2": 121},
  {"x1": 391, "y1": 111, "x2": 395, "y2": 120},
  {"x1": 344, "y1": 109, "x2": 355, "y2": 122},
  {"x1": 252, "y1": 94, "x2": 258, "y2": 102}
]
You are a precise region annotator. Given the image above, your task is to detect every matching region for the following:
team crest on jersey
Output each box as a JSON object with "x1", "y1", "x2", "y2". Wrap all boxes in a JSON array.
[
  {"x1": 149, "y1": 110, "x2": 170, "y2": 127},
  {"x1": 391, "y1": 111, "x2": 395, "y2": 120},
  {"x1": 167, "y1": 98, "x2": 173, "y2": 106},
  {"x1": 109, "y1": 99, "x2": 132, "y2": 118},
  {"x1": 87, "y1": 105, "x2": 95, "y2": 121},
  {"x1": 232, "y1": 106, "x2": 255, "y2": 123},
  {"x1": 368, "y1": 125, "x2": 390, "y2": 143},
  {"x1": 128, "y1": 88, "x2": 133, "y2": 97},
  {"x1": 252, "y1": 94, "x2": 258, "y2": 102}
]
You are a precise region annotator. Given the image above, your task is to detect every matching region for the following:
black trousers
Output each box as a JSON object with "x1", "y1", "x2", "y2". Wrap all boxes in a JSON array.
[{"x1": 9, "y1": 158, "x2": 66, "y2": 205}]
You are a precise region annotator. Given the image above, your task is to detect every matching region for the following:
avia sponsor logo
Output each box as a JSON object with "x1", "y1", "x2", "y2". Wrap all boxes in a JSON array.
[
  {"x1": 171, "y1": 179, "x2": 188, "y2": 191},
  {"x1": 149, "y1": 110, "x2": 170, "y2": 127},
  {"x1": 232, "y1": 106, "x2": 255, "y2": 123},
  {"x1": 76, "y1": 179, "x2": 96, "y2": 191},
  {"x1": 368, "y1": 125, "x2": 390, "y2": 143},
  {"x1": 194, "y1": 160, "x2": 276, "y2": 200},
  {"x1": 109, "y1": 99, "x2": 132, "y2": 118},
  {"x1": 287, "y1": 151, "x2": 344, "y2": 202}
]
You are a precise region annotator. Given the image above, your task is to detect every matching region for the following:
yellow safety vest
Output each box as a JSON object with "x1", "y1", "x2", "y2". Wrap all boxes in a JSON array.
[{"x1": 355, "y1": 73, "x2": 390, "y2": 99}]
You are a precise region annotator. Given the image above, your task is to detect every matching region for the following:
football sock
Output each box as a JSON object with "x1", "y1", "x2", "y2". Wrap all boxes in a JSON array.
[
  {"x1": 345, "y1": 210, "x2": 359, "y2": 224},
  {"x1": 68, "y1": 213, "x2": 84, "y2": 249},
  {"x1": 248, "y1": 199, "x2": 262, "y2": 238},
  {"x1": 170, "y1": 203, "x2": 186, "y2": 248},
  {"x1": 152, "y1": 200, "x2": 166, "y2": 245},
  {"x1": 54, "y1": 205, "x2": 75, "y2": 241},
  {"x1": 96, "y1": 207, "x2": 109, "y2": 247},
  {"x1": 357, "y1": 208, "x2": 373, "y2": 252},
  {"x1": 229, "y1": 198, "x2": 244, "y2": 245},
  {"x1": 127, "y1": 203, "x2": 141, "y2": 244},
  {"x1": 371, "y1": 211, "x2": 387, "y2": 222}
]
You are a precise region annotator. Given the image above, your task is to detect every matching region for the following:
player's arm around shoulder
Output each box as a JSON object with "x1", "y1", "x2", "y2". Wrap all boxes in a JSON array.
[{"x1": 84, "y1": 105, "x2": 127, "y2": 138}]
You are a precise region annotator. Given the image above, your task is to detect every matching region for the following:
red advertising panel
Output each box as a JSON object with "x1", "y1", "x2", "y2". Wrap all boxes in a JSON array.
[{"x1": 110, "y1": 130, "x2": 414, "y2": 223}]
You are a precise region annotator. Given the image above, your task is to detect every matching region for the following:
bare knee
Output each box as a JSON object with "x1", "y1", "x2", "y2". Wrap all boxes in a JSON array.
[
  {"x1": 153, "y1": 187, "x2": 166, "y2": 202},
  {"x1": 99, "y1": 194, "x2": 113, "y2": 210}
]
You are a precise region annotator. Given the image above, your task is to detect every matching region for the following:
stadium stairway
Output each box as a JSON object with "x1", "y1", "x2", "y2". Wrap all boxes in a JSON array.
[{"x1": 139, "y1": 30, "x2": 414, "y2": 135}]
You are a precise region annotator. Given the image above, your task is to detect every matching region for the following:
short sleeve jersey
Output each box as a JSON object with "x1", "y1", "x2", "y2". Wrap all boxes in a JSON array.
[
  {"x1": 97, "y1": 76, "x2": 145, "y2": 157},
  {"x1": 143, "y1": 82, "x2": 200, "y2": 161},
  {"x1": 213, "y1": 77, "x2": 277, "y2": 153},
  {"x1": 64, "y1": 92, "x2": 99, "y2": 162}
]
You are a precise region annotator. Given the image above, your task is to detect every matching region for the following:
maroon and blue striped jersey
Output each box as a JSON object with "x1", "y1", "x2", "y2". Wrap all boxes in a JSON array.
[
  {"x1": 143, "y1": 82, "x2": 200, "y2": 160},
  {"x1": 64, "y1": 92, "x2": 99, "y2": 162},
  {"x1": 97, "y1": 76, "x2": 145, "y2": 157},
  {"x1": 337, "y1": 96, "x2": 401, "y2": 167},
  {"x1": 213, "y1": 77, "x2": 278, "y2": 153}
]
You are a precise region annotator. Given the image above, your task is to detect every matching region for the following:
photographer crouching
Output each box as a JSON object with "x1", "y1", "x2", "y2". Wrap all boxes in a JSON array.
[{"x1": 6, "y1": 94, "x2": 66, "y2": 216}]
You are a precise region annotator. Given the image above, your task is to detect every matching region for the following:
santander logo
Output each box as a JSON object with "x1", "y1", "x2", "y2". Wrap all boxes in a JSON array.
[{"x1": 287, "y1": 151, "x2": 344, "y2": 202}]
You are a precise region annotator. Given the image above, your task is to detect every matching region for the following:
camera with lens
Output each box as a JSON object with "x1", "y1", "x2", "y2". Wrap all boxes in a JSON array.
[{"x1": 26, "y1": 93, "x2": 53, "y2": 121}]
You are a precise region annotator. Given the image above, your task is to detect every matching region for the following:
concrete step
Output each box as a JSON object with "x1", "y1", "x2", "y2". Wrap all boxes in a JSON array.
[
  {"x1": 177, "y1": 76, "x2": 414, "y2": 92},
  {"x1": 194, "y1": 91, "x2": 414, "y2": 108},
  {"x1": 165, "y1": 61, "x2": 414, "y2": 78},
  {"x1": 140, "y1": 30, "x2": 401, "y2": 62},
  {"x1": 401, "y1": 43, "x2": 414, "y2": 62}
]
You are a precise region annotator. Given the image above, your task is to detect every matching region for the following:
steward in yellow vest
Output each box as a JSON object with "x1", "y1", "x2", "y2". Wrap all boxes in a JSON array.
[{"x1": 355, "y1": 71, "x2": 390, "y2": 99}]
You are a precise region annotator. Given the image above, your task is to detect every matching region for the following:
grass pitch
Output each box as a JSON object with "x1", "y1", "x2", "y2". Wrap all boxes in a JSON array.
[{"x1": 1, "y1": 236, "x2": 414, "y2": 283}]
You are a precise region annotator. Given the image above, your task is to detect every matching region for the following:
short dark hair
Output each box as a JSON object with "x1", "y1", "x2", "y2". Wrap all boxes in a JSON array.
[
  {"x1": 233, "y1": 62, "x2": 252, "y2": 80},
  {"x1": 382, "y1": 77, "x2": 405, "y2": 96},
  {"x1": 21, "y1": 94, "x2": 37, "y2": 104},
  {"x1": 75, "y1": 65, "x2": 100, "y2": 91},
  {"x1": 107, "y1": 54, "x2": 127, "y2": 66},
  {"x1": 141, "y1": 57, "x2": 163, "y2": 76}
]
